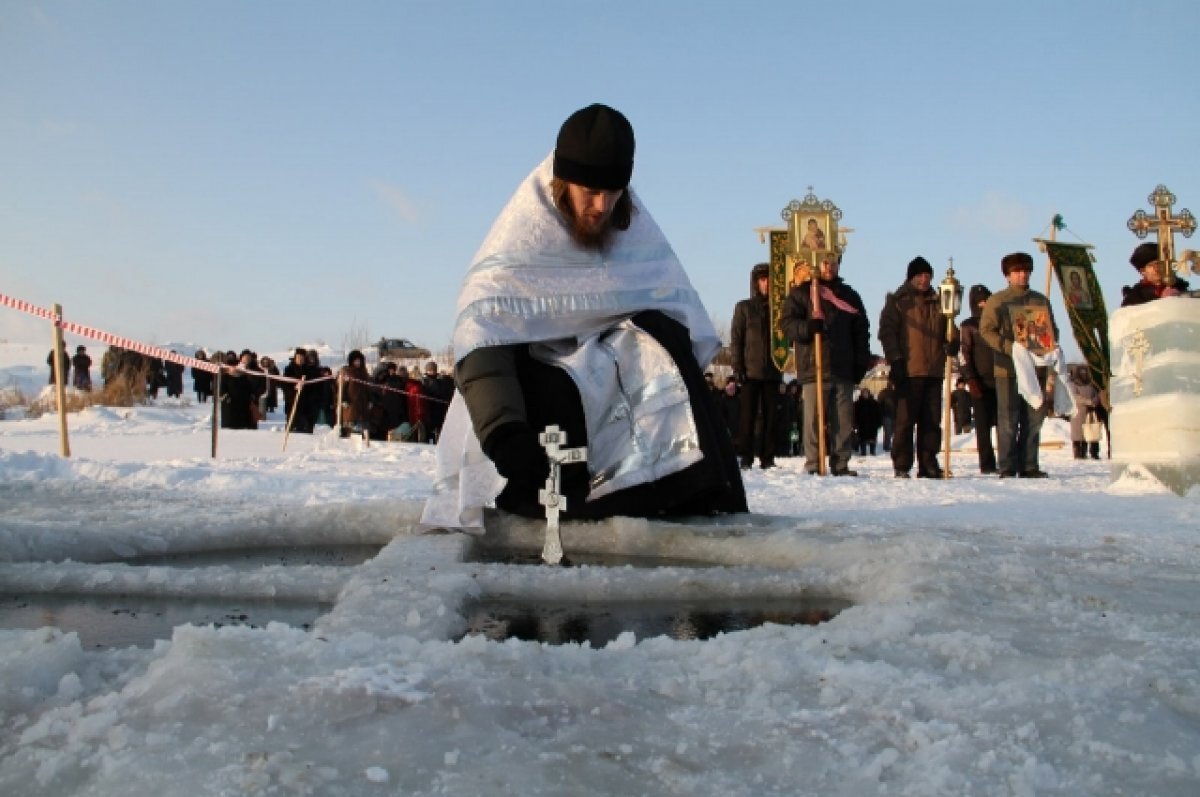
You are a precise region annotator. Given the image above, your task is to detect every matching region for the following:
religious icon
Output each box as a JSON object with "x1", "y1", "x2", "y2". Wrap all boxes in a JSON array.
[
  {"x1": 1009, "y1": 305, "x2": 1056, "y2": 355},
  {"x1": 799, "y1": 216, "x2": 829, "y2": 253},
  {"x1": 1063, "y1": 266, "x2": 1093, "y2": 310}
]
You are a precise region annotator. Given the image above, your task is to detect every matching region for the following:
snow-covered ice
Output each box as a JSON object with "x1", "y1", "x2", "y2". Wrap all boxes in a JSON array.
[{"x1": 1, "y1": 343, "x2": 1198, "y2": 796}]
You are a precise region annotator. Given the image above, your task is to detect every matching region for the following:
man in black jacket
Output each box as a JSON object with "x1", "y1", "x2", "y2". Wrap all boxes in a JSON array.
[
  {"x1": 730, "y1": 263, "x2": 783, "y2": 469},
  {"x1": 780, "y1": 253, "x2": 871, "y2": 476},
  {"x1": 959, "y1": 284, "x2": 997, "y2": 473}
]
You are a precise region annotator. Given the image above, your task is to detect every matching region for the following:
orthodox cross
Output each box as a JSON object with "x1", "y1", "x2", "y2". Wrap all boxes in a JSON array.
[
  {"x1": 537, "y1": 425, "x2": 587, "y2": 565},
  {"x1": 1126, "y1": 185, "x2": 1197, "y2": 286},
  {"x1": 1125, "y1": 329, "x2": 1151, "y2": 397}
]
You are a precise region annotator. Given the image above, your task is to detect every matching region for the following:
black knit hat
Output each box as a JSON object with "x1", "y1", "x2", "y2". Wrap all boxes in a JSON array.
[
  {"x1": 906, "y1": 256, "x2": 933, "y2": 279},
  {"x1": 1130, "y1": 242, "x2": 1159, "y2": 270},
  {"x1": 1001, "y1": 252, "x2": 1034, "y2": 275},
  {"x1": 553, "y1": 104, "x2": 635, "y2": 191},
  {"x1": 751, "y1": 262, "x2": 769, "y2": 278},
  {"x1": 968, "y1": 284, "x2": 992, "y2": 308}
]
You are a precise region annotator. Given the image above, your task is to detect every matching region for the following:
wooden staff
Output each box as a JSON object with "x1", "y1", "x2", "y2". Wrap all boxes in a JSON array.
[
  {"x1": 282, "y1": 376, "x2": 305, "y2": 452},
  {"x1": 941, "y1": 315, "x2": 954, "y2": 478},
  {"x1": 335, "y1": 370, "x2": 345, "y2": 432},
  {"x1": 50, "y1": 304, "x2": 70, "y2": 458},
  {"x1": 211, "y1": 367, "x2": 221, "y2": 459},
  {"x1": 810, "y1": 270, "x2": 827, "y2": 475}
]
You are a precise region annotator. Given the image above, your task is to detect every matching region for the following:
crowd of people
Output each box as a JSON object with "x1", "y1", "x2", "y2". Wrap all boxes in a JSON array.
[
  {"x1": 43, "y1": 342, "x2": 454, "y2": 444},
  {"x1": 722, "y1": 238, "x2": 1190, "y2": 481}
]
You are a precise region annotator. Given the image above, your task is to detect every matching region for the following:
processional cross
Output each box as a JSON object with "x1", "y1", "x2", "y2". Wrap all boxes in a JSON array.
[
  {"x1": 1126, "y1": 185, "x2": 1197, "y2": 286},
  {"x1": 537, "y1": 426, "x2": 587, "y2": 565}
]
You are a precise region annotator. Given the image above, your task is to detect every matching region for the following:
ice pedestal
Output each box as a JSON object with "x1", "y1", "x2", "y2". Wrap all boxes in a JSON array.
[{"x1": 1109, "y1": 297, "x2": 1200, "y2": 495}]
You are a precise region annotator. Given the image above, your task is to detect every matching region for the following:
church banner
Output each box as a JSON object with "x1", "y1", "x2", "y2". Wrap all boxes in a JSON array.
[
  {"x1": 1045, "y1": 241, "x2": 1110, "y2": 393},
  {"x1": 767, "y1": 230, "x2": 801, "y2": 373}
]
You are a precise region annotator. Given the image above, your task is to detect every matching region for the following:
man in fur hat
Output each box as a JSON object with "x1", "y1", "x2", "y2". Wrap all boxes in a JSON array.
[
  {"x1": 421, "y1": 104, "x2": 746, "y2": 531},
  {"x1": 1121, "y1": 242, "x2": 1190, "y2": 307},
  {"x1": 980, "y1": 252, "x2": 1059, "y2": 479}
]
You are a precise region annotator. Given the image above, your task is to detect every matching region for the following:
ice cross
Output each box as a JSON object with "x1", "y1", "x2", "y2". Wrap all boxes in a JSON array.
[
  {"x1": 1126, "y1": 329, "x2": 1151, "y2": 397},
  {"x1": 537, "y1": 425, "x2": 587, "y2": 565}
]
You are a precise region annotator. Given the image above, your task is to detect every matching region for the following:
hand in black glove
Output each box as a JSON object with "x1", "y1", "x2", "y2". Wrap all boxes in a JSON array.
[
  {"x1": 944, "y1": 339, "x2": 961, "y2": 357},
  {"x1": 482, "y1": 423, "x2": 550, "y2": 485},
  {"x1": 807, "y1": 318, "x2": 825, "y2": 337},
  {"x1": 889, "y1": 360, "x2": 907, "y2": 388}
]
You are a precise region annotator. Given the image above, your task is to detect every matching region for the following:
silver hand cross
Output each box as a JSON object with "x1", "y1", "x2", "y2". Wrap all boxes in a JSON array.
[{"x1": 537, "y1": 425, "x2": 587, "y2": 564}]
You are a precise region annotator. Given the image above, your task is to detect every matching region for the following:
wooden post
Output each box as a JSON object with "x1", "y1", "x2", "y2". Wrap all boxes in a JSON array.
[
  {"x1": 211, "y1": 367, "x2": 220, "y2": 459},
  {"x1": 282, "y1": 376, "x2": 305, "y2": 452},
  {"x1": 814, "y1": 332, "x2": 827, "y2": 475},
  {"x1": 811, "y1": 252, "x2": 827, "y2": 476},
  {"x1": 335, "y1": 371, "x2": 344, "y2": 432},
  {"x1": 50, "y1": 304, "x2": 70, "y2": 458},
  {"x1": 942, "y1": 315, "x2": 954, "y2": 479}
]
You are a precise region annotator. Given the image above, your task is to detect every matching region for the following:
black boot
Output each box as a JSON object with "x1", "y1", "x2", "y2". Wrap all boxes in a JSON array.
[
  {"x1": 1072, "y1": 441, "x2": 1086, "y2": 459},
  {"x1": 1089, "y1": 442, "x2": 1100, "y2": 460}
]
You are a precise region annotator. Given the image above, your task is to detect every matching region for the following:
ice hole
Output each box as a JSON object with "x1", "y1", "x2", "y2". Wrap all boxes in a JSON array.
[
  {"x1": 0, "y1": 593, "x2": 330, "y2": 649},
  {"x1": 459, "y1": 595, "x2": 849, "y2": 646},
  {"x1": 466, "y1": 546, "x2": 714, "y2": 568},
  {"x1": 123, "y1": 544, "x2": 383, "y2": 569}
]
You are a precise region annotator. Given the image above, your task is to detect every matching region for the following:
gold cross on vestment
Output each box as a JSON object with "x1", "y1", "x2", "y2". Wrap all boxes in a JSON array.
[{"x1": 1127, "y1": 185, "x2": 1198, "y2": 286}]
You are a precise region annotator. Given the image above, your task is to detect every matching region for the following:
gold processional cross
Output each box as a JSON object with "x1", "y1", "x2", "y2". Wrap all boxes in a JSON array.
[{"x1": 1126, "y1": 185, "x2": 1197, "y2": 286}]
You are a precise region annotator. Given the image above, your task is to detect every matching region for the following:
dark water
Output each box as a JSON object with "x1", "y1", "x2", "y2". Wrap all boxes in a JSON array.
[
  {"x1": 0, "y1": 593, "x2": 330, "y2": 649},
  {"x1": 460, "y1": 595, "x2": 849, "y2": 646},
  {"x1": 124, "y1": 544, "x2": 383, "y2": 569},
  {"x1": 468, "y1": 548, "x2": 715, "y2": 568}
]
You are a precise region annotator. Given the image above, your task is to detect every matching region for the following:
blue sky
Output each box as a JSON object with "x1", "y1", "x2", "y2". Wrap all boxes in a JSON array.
[{"x1": 3, "y1": 1, "x2": 1197, "y2": 361}]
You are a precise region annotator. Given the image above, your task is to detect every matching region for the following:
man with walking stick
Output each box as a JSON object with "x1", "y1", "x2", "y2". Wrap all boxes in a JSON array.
[{"x1": 781, "y1": 252, "x2": 870, "y2": 476}]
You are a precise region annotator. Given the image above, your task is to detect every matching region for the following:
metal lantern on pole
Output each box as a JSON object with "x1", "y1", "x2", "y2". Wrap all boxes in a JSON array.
[{"x1": 938, "y1": 260, "x2": 962, "y2": 479}]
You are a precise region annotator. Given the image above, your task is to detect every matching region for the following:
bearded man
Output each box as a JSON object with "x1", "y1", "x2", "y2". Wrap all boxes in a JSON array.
[{"x1": 421, "y1": 104, "x2": 746, "y2": 531}]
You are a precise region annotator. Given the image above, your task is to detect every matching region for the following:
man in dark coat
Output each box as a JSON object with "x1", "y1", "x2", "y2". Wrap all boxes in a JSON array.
[
  {"x1": 424, "y1": 103, "x2": 745, "y2": 530},
  {"x1": 960, "y1": 284, "x2": 997, "y2": 473},
  {"x1": 47, "y1": 343, "x2": 70, "y2": 385},
  {"x1": 780, "y1": 252, "x2": 871, "y2": 476},
  {"x1": 854, "y1": 388, "x2": 882, "y2": 455},
  {"x1": 421, "y1": 361, "x2": 454, "y2": 443},
  {"x1": 192, "y1": 350, "x2": 214, "y2": 404},
  {"x1": 951, "y1": 378, "x2": 973, "y2": 434},
  {"x1": 878, "y1": 256, "x2": 959, "y2": 478},
  {"x1": 282, "y1": 348, "x2": 316, "y2": 433},
  {"x1": 71, "y1": 345, "x2": 92, "y2": 391},
  {"x1": 1121, "y1": 242, "x2": 1191, "y2": 307},
  {"x1": 730, "y1": 262, "x2": 783, "y2": 469},
  {"x1": 165, "y1": 355, "x2": 185, "y2": 399}
]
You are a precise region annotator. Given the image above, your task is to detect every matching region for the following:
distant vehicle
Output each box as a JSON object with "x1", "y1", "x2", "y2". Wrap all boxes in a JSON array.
[{"x1": 376, "y1": 337, "x2": 431, "y2": 361}]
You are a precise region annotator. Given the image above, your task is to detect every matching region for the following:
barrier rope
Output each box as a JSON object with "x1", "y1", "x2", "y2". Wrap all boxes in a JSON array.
[{"x1": 2, "y1": 290, "x2": 454, "y2": 402}]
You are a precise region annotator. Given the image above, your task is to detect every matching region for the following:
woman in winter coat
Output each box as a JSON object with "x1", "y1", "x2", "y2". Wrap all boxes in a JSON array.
[
  {"x1": 339, "y1": 350, "x2": 372, "y2": 436},
  {"x1": 1067, "y1": 366, "x2": 1102, "y2": 460}
]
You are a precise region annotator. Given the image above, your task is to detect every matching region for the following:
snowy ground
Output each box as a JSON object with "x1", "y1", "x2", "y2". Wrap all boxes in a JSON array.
[{"x1": 1, "y1": 344, "x2": 1198, "y2": 796}]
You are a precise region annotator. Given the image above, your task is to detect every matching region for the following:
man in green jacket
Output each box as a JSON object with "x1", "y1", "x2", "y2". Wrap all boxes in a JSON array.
[{"x1": 979, "y1": 252, "x2": 1059, "y2": 479}]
